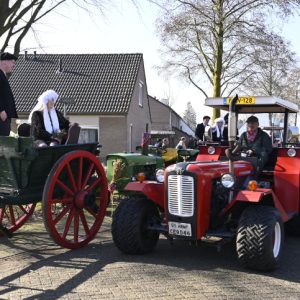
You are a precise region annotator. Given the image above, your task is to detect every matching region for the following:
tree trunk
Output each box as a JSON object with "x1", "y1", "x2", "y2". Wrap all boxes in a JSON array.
[{"x1": 212, "y1": 0, "x2": 224, "y2": 121}]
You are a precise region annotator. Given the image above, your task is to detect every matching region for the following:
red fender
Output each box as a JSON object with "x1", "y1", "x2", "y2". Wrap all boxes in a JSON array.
[
  {"x1": 223, "y1": 188, "x2": 289, "y2": 222},
  {"x1": 125, "y1": 181, "x2": 164, "y2": 208}
]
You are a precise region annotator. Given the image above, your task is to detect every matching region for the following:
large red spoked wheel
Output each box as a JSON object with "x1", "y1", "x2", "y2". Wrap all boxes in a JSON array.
[
  {"x1": 0, "y1": 204, "x2": 36, "y2": 235},
  {"x1": 42, "y1": 150, "x2": 108, "y2": 249}
]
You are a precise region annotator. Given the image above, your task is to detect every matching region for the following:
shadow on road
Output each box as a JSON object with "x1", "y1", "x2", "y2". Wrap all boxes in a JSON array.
[{"x1": 0, "y1": 221, "x2": 300, "y2": 299}]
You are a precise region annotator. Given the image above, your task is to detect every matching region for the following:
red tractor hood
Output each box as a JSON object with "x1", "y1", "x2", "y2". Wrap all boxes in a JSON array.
[{"x1": 166, "y1": 160, "x2": 253, "y2": 179}]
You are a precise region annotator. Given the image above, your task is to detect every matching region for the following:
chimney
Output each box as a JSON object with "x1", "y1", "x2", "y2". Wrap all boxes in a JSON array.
[
  {"x1": 33, "y1": 51, "x2": 37, "y2": 60},
  {"x1": 24, "y1": 51, "x2": 28, "y2": 60}
]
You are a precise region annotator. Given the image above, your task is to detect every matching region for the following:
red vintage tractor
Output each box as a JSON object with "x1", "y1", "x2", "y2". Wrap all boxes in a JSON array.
[{"x1": 112, "y1": 95, "x2": 300, "y2": 271}]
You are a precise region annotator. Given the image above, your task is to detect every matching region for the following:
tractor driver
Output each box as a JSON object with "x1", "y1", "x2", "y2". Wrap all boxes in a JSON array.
[{"x1": 227, "y1": 115, "x2": 272, "y2": 173}]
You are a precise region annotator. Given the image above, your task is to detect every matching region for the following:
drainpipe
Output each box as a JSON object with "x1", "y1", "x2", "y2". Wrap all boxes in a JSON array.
[{"x1": 129, "y1": 124, "x2": 133, "y2": 152}]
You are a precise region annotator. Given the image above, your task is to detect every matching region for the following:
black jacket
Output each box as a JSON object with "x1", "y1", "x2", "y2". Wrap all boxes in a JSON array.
[
  {"x1": 0, "y1": 70, "x2": 18, "y2": 118},
  {"x1": 195, "y1": 123, "x2": 206, "y2": 140},
  {"x1": 31, "y1": 110, "x2": 70, "y2": 143}
]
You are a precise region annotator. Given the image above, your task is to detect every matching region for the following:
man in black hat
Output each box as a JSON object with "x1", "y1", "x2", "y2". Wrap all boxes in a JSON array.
[
  {"x1": 0, "y1": 52, "x2": 18, "y2": 136},
  {"x1": 229, "y1": 115, "x2": 272, "y2": 173}
]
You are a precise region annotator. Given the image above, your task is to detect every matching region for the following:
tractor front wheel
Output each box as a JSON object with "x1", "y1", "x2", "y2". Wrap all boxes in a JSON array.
[
  {"x1": 112, "y1": 198, "x2": 160, "y2": 254},
  {"x1": 236, "y1": 205, "x2": 284, "y2": 271}
]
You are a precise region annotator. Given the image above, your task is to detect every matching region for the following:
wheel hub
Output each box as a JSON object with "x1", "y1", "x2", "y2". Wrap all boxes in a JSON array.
[{"x1": 74, "y1": 190, "x2": 89, "y2": 209}]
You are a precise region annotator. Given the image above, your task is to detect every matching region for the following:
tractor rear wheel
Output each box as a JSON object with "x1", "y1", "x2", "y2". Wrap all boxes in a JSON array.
[
  {"x1": 112, "y1": 198, "x2": 160, "y2": 254},
  {"x1": 236, "y1": 205, "x2": 284, "y2": 271}
]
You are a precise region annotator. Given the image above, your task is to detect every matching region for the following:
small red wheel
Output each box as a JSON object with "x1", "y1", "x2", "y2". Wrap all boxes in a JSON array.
[
  {"x1": 0, "y1": 204, "x2": 36, "y2": 235},
  {"x1": 42, "y1": 150, "x2": 108, "y2": 249}
]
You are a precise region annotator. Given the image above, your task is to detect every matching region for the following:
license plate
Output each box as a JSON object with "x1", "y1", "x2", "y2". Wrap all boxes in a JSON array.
[
  {"x1": 223, "y1": 96, "x2": 255, "y2": 105},
  {"x1": 168, "y1": 221, "x2": 192, "y2": 237}
]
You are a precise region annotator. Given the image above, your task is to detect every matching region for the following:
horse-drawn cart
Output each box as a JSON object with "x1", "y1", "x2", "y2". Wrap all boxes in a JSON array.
[{"x1": 0, "y1": 136, "x2": 108, "y2": 249}]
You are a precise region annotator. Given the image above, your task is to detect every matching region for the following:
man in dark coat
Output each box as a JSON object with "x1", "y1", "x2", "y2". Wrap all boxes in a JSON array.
[
  {"x1": 0, "y1": 52, "x2": 18, "y2": 136},
  {"x1": 195, "y1": 115, "x2": 210, "y2": 142},
  {"x1": 228, "y1": 115, "x2": 272, "y2": 174}
]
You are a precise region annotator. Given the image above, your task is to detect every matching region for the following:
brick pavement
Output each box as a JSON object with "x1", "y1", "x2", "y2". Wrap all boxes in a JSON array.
[{"x1": 0, "y1": 215, "x2": 300, "y2": 300}]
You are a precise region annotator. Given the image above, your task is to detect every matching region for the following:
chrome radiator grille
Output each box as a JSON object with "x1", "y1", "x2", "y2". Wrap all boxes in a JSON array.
[{"x1": 167, "y1": 175, "x2": 194, "y2": 217}]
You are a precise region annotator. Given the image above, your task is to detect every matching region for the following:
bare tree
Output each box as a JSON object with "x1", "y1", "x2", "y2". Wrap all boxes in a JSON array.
[
  {"x1": 183, "y1": 101, "x2": 197, "y2": 130},
  {"x1": 281, "y1": 67, "x2": 300, "y2": 103},
  {"x1": 154, "y1": 0, "x2": 300, "y2": 120},
  {"x1": 243, "y1": 33, "x2": 296, "y2": 97},
  {"x1": 0, "y1": 0, "x2": 131, "y2": 55}
]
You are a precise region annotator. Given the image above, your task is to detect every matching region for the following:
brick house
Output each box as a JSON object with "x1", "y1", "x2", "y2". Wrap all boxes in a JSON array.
[
  {"x1": 148, "y1": 96, "x2": 195, "y2": 147},
  {"x1": 10, "y1": 53, "x2": 151, "y2": 159}
]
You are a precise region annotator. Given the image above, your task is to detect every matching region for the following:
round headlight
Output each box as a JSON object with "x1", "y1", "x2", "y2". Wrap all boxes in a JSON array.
[
  {"x1": 208, "y1": 146, "x2": 216, "y2": 155},
  {"x1": 221, "y1": 173, "x2": 235, "y2": 189},
  {"x1": 156, "y1": 169, "x2": 164, "y2": 183},
  {"x1": 287, "y1": 148, "x2": 296, "y2": 157}
]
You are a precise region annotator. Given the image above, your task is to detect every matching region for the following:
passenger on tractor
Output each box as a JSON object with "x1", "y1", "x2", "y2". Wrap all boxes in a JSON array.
[
  {"x1": 210, "y1": 117, "x2": 228, "y2": 143},
  {"x1": 226, "y1": 115, "x2": 272, "y2": 175}
]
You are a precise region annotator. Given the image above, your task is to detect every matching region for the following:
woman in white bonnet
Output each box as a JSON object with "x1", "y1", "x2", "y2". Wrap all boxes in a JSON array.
[
  {"x1": 211, "y1": 117, "x2": 226, "y2": 142},
  {"x1": 29, "y1": 89, "x2": 70, "y2": 147}
]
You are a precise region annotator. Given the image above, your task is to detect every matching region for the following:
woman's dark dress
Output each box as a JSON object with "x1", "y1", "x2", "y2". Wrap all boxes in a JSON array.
[{"x1": 31, "y1": 110, "x2": 70, "y2": 144}]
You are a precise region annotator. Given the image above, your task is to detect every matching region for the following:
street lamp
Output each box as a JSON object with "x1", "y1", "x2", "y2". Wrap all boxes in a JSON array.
[{"x1": 60, "y1": 97, "x2": 75, "y2": 118}]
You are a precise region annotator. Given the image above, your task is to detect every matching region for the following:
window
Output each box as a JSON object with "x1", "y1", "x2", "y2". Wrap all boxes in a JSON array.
[
  {"x1": 139, "y1": 81, "x2": 144, "y2": 107},
  {"x1": 78, "y1": 128, "x2": 98, "y2": 143}
]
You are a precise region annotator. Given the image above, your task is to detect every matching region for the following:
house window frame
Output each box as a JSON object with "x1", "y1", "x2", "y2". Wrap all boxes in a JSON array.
[
  {"x1": 78, "y1": 125, "x2": 99, "y2": 143},
  {"x1": 139, "y1": 80, "x2": 144, "y2": 107}
]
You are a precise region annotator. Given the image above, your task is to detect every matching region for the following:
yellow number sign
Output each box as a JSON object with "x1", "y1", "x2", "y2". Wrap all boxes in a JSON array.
[{"x1": 223, "y1": 96, "x2": 256, "y2": 105}]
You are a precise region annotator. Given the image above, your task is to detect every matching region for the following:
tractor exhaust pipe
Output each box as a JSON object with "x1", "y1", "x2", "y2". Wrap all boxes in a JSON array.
[{"x1": 228, "y1": 94, "x2": 239, "y2": 174}]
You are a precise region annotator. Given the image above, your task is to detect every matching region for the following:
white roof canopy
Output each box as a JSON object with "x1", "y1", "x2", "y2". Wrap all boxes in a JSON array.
[{"x1": 205, "y1": 96, "x2": 299, "y2": 113}]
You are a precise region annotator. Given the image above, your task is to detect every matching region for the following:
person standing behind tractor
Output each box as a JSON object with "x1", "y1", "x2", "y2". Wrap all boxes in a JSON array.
[
  {"x1": 0, "y1": 52, "x2": 18, "y2": 136},
  {"x1": 195, "y1": 116, "x2": 210, "y2": 143},
  {"x1": 161, "y1": 138, "x2": 169, "y2": 150},
  {"x1": 176, "y1": 137, "x2": 187, "y2": 150},
  {"x1": 211, "y1": 117, "x2": 226, "y2": 142}
]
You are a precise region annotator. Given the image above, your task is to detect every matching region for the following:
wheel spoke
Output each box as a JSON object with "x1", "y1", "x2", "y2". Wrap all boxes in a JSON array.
[
  {"x1": 81, "y1": 163, "x2": 95, "y2": 189},
  {"x1": 84, "y1": 207, "x2": 97, "y2": 218},
  {"x1": 85, "y1": 177, "x2": 102, "y2": 193},
  {"x1": 52, "y1": 197, "x2": 73, "y2": 205},
  {"x1": 18, "y1": 205, "x2": 28, "y2": 214},
  {"x1": 56, "y1": 179, "x2": 75, "y2": 197},
  {"x1": 77, "y1": 157, "x2": 83, "y2": 190},
  {"x1": 53, "y1": 206, "x2": 71, "y2": 225},
  {"x1": 79, "y1": 211, "x2": 90, "y2": 235},
  {"x1": 0, "y1": 208, "x2": 4, "y2": 223},
  {"x1": 8, "y1": 206, "x2": 16, "y2": 225},
  {"x1": 66, "y1": 163, "x2": 78, "y2": 192},
  {"x1": 62, "y1": 208, "x2": 74, "y2": 239},
  {"x1": 74, "y1": 210, "x2": 79, "y2": 242}
]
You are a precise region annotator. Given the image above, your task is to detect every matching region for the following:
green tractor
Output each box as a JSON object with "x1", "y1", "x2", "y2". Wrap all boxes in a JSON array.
[{"x1": 106, "y1": 152, "x2": 164, "y2": 195}]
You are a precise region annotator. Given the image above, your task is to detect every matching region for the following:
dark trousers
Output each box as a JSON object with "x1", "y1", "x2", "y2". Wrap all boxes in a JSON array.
[{"x1": 0, "y1": 118, "x2": 11, "y2": 136}]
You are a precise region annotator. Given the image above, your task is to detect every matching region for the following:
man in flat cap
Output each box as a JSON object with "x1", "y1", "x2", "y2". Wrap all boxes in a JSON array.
[
  {"x1": 228, "y1": 115, "x2": 272, "y2": 173},
  {"x1": 0, "y1": 52, "x2": 18, "y2": 136}
]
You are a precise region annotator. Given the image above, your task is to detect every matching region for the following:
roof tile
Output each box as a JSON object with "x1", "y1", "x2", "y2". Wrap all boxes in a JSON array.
[{"x1": 10, "y1": 53, "x2": 142, "y2": 114}]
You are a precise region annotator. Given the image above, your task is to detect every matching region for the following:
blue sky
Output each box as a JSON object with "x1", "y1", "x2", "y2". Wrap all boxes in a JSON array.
[{"x1": 16, "y1": 1, "x2": 300, "y2": 122}]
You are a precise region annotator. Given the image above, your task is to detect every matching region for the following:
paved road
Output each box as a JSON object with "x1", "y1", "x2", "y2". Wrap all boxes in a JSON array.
[{"x1": 0, "y1": 214, "x2": 300, "y2": 300}]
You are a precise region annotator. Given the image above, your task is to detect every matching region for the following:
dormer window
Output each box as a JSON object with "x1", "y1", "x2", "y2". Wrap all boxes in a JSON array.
[{"x1": 139, "y1": 81, "x2": 144, "y2": 107}]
